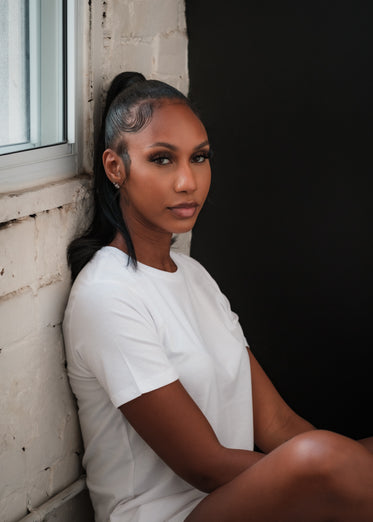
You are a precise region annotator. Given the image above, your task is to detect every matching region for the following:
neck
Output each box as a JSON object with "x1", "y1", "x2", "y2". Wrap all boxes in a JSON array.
[{"x1": 109, "y1": 230, "x2": 177, "y2": 272}]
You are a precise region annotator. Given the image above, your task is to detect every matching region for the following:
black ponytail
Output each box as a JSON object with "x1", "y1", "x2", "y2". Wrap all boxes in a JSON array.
[{"x1": 67, "y1": 72, "x2": 192, "y2": 281}]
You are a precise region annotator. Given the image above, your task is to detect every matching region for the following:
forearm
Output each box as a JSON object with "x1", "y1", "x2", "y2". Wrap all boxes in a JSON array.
[
  {"x1": 278, "y1": 412, "x2": 316, "y2": 444},
  {"x1": 197, "y1": 446, "x2": 264, "y2": 493},
  {"x1": 249, "y1": 349, "x2": 316, "y2": 453},
  {"x1": 256, "y1": 410, "x2": 316, "y2": 454}
]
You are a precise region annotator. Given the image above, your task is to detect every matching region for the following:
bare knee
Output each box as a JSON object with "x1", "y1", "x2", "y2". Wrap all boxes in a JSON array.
[
  {"x1": 284, "y1": 430, "x2": 361, "y2": 487},
  {"x1": 280, "y1": 430, "x2": 373, "y2": 521}
]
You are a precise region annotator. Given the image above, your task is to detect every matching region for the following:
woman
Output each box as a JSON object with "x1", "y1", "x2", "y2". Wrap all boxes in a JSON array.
[{"x1": 63, "y1": 72, "x2": 373, "y2": 522}]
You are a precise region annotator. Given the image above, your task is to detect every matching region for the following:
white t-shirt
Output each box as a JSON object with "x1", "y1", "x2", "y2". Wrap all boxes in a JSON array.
[{"x1": 63, "y1": 247, "x2": 253, "y2": 522}]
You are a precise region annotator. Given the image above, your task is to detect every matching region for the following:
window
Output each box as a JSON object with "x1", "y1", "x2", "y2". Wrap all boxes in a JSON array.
[{"x1": 0, "y1": 0, "x2": 76, "y2": 192}]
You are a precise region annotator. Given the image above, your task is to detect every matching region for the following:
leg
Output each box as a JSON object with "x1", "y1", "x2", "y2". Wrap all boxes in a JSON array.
[
  {"x1": 359, "y1": 436, "x2": 373, "y2": 453},
  {"x1": 186, "y1": 430, "x2": 373, "y2": 522}
]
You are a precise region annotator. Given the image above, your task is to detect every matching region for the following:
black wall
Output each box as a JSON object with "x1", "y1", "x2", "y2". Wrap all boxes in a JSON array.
[{"x1": 186, "y1": 2, "x2": 373, "y2": 438}]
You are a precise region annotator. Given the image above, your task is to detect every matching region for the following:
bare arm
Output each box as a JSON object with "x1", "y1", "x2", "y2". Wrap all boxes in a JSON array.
[
  {"x1": 120, "y1": 346, "x2": 371, "y2": 495},
  {"x1": 248, "y1": 348, "x2": 315, "y2": 453},
  {"x1": 119, "y1": 348, "x2": 317, "y2": 493},
  {"x1": 249, "y1": 349, "x2": 373, "y2": 454},
  {"x1": 120, "y1": 380, "x2": 264, "y2": 492}
]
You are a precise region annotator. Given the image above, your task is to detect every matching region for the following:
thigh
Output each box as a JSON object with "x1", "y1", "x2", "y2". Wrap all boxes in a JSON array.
[{"x1": 185, "y1": 431, "x2": 373, "y2": 522}]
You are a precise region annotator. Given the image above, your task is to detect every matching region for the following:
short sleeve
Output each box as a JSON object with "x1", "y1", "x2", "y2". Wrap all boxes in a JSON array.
[
  {"x1": 217, "y1": 290, "x2": 249, "y2": 348},
  {"x1": 67, "y1": 281, "x2": 179, "y2": 408},
  {"x1": 192, "y1": 257, "x2": 249, "y2": 348}
]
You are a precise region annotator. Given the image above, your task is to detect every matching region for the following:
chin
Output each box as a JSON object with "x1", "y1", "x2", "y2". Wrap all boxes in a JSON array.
[{"x1": 170, "y1": 222, "x2": 196, "y2": 235}]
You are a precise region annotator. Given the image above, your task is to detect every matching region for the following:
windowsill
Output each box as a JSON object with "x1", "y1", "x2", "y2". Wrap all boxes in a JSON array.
[
  {"x1": 0, "y1": 144, "x2": 79, "y2": 194},
  {"x1": 0, "y1": 174, "x2": 92, "y2": 224}
]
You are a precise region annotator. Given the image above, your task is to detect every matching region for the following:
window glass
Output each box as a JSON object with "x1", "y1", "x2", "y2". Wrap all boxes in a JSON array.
[{"x1": 0, "y1": 0, "x2": 65, "y2": 155}]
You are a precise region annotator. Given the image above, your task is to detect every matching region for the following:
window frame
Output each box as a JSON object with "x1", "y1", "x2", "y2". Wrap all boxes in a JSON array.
[{"x1": 0, "y1": 0, "x2": 77, "y2": 194}]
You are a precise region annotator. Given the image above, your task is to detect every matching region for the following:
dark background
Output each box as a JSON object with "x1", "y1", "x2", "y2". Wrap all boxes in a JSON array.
[{"x1": 185, "y1": 2, "x2": 372, "y2": 438}]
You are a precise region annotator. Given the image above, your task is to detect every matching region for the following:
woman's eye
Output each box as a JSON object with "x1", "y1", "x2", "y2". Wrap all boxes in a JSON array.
[
  {"x1": 151, "y1": 155, "x2": 171, "y2": 165},
  {"x1": 192, "y1": 151, "x2": 210, "y2": 163}
]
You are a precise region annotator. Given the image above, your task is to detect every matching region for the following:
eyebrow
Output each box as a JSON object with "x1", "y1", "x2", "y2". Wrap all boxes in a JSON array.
[{"x1": 147, "y1": 140, "x2": 210, "y2": 151}]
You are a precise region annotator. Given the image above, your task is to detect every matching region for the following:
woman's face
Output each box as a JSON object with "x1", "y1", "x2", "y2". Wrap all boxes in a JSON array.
[{"x1": 118, "y1": 101, "x2": 211, "y2": 238}]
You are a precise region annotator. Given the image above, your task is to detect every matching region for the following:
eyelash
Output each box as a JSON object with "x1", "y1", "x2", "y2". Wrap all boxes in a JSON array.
[
  {"x1": 193, "y1": 150, "x2": 212, "y2": 163},
  {"x1": 149, "y1": 150, "x2": 211, "y2": 166}
]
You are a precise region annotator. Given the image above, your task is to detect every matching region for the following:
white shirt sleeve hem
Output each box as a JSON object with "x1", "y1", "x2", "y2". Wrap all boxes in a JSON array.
[{"x1": 112, "y1": 368, "x2": 179, "y2": 408}]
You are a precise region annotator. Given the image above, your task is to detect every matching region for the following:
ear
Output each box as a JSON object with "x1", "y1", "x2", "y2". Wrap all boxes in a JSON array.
[{"x1": 102, "y1": 149, "x2": 126, "y2": 187}]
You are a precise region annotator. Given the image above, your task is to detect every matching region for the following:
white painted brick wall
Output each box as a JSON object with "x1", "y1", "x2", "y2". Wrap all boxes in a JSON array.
[
  {"x1": 0, "y1": 179, "x2": 91, "y2": 522},
  {"x1": 1, "y1": 219, "x2": 36, "y2": 297},
  {"x1": 0, "y1": 1, "x2": 189, "y2": 521},
  {"x1": 98, "y1": 0, "x2": 188, "y2": 106}
]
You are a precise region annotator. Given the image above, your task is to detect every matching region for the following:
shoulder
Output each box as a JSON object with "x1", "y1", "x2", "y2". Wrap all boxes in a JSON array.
[
  {"x1": 173, "y1": 251, "x2": 216, "y2": 281},
  {"x1": 74, "y1": 246, "x2": 139, "y2": 288},
  {"x1": 65, "y1": 247, "x2": 147, "y2": 321},
  {"x1": 173, "y1": 252, "x2": 229, "y2": 303},
  {"x1": 177, "y1": 252, "x2": 241, "y2": 311}
]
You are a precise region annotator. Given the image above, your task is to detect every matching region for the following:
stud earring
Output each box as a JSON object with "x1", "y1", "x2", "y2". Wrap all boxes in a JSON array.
[{"x1": 113, "y1": 182, "x2": 120, "y2": 189}]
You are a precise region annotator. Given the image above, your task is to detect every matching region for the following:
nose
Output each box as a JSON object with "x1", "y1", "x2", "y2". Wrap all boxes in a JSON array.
[{"x1": 174, "y1": 162, "x2": 197, "y2": 193}]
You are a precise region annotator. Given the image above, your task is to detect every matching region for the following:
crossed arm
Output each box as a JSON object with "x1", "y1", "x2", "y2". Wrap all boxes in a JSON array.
[
  {"x1": 120, "y1": 348, "x2": 316, "y2": 492},
  {"x1": 119, "y1": 348, "x2": 373, "y2": 521}
]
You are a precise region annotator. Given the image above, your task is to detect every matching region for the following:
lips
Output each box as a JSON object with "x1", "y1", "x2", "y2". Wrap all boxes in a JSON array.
[{"x1": 167, "y1": 202, "x2": 199, "y2": 219}]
